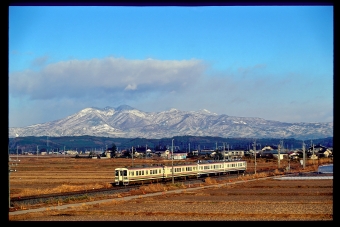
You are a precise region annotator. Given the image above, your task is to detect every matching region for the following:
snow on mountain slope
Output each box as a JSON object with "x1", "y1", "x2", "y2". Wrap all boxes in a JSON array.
[{"x1": 9, "y1": 105, "x2": 333, "y2": 140}]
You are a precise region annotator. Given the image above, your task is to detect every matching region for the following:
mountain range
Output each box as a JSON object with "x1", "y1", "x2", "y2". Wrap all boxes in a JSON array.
[{"x1": 8, "y1": 105, "x2": 333, "y2": 140}]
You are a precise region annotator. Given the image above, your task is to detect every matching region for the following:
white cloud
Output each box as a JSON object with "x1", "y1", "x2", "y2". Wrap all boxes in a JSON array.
[
  {"x1": 9, "y1": 57, "x2": 207, "y2": 100},
  {"x1": 8, "y1": 57, "x2": 333, "y2": 127},
  {"x1": 125, "y1": 84, "x2": 137, "y2": 90}
]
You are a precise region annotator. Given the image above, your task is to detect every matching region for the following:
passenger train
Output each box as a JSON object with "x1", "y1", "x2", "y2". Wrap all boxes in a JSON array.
[{"x1": 114, "y1": 159, "x2": 247, "y2": 185}]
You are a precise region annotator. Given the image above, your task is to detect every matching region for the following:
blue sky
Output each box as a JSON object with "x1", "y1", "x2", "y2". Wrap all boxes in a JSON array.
[{"x1": 9, "y1": 6, "x2": 333, "y2": 128}]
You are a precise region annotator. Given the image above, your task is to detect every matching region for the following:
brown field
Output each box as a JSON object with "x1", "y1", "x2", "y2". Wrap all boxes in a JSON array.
[{"x1": 8, "y1": 156, "x2": 333, "y2": 221}]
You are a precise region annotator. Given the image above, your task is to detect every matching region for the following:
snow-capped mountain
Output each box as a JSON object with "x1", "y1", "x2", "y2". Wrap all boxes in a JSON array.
[{"x1": 8, "y1": 105, "x2": 333, "y2": 140}]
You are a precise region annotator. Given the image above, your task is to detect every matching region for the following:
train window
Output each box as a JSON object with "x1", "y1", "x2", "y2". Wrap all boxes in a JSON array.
[
  {"x1": 142, "y1": 171, "x2": 144, "y2": 175},
  {"x1": 115, "y1": 170, "x2": 119, "y2": 176},
  {"x1": 123, "y1": 170, "x2": 127, "y2": 176},
  {"x1": 146, "y1": 170, "x2": 148, "y2": 174}
]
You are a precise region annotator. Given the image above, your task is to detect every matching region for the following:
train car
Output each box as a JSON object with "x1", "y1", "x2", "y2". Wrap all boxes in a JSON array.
[
  {"x1": 114, "y1": 165, "x2": 165, "y2": 185},
  {"x1": 197, "y1": 160, "x2": 246, "y2": 177},
  {"x1": 114, "y1": 160, "x2": 247, "y2": 186}
]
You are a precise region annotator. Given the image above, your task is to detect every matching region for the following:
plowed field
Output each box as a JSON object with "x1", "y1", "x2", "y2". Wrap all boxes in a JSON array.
[{"x1": 8, "y1": 156, "x2": 333, "y2": 221}]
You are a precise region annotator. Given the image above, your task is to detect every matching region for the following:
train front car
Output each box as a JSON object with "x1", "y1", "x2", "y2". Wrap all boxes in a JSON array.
[{"x1": 114, "y1": 165, "x2": 165, "y2": 186}]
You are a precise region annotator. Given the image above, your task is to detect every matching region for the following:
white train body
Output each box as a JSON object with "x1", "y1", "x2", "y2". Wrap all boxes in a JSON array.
[{"x1": 114, "y1": 160, "x2": 247, "y2": 185}]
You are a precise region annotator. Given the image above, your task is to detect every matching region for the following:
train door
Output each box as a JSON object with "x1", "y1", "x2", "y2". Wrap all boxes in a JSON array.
[{"x1": 115, "y1": 168, "x2": 129, "y2": 185}]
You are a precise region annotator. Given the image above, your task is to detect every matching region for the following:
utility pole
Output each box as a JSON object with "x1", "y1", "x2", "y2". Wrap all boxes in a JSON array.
[
  {"x1": 37, "y1": 145, "x2": 39, "y2": 159},
  {"x1": 253, "y1": 139, "x2": 256, "y2": 174},
  {"x1": 131, "y1": 146, "x2": 134, "y2": 167},
  {"x1": 278, "y1": 141, "x2": 282, "y2": 169},
  {"x1": 172, "y1": 139, "x2": 174, "y2": 184},
  {"x1": 302, "y1": 141, "x2": 306, "y2": 169},
  {"x1": 223, "y1": 143, "x2": 225, "y2": 162},
  {"x1": 227, "y1": 143, "x2": 230, "y2": 160},
  {"x1": 312, "y1": 140, "x2": 315, "y2": 165}
]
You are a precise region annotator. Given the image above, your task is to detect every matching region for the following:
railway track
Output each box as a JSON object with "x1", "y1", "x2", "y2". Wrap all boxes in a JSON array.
[
  {"x1": 9, "y1": 171, "x2": 242, "y2": 209},
  {"x1": 10, "y1": 185, "x2": 136, "y2": 207}
]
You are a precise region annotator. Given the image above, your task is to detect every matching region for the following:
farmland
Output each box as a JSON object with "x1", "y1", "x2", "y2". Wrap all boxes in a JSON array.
[{"x1": 8, "y1": 156, "x2": 333, "y2": 221}]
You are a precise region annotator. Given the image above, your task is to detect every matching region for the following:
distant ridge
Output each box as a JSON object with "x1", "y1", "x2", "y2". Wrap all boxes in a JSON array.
[{"x1": 9, "y1": 105, "x2": 333, "y2": 140}]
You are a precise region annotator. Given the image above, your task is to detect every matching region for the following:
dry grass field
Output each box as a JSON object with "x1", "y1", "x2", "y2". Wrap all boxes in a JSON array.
[{"x1": 8, "y1": 155, "x2": 333, "y2": 221}]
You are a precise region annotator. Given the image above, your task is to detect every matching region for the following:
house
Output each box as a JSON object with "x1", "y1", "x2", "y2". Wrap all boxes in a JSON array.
[
  {"x1": 324, "y1": 148, "x2": 332, "y2": 158},
  {"x1": 173, "y1": 152, "x2": 187, "y2": 160},
  {"x1": 317, "y1": 148, "x2": 333, "y2": 158},
  {"x1": 159, "y1": 150, "x2": 170, "y2": 159},
  {"x1": 158, "y1": 150, "x2": 187, "y2": 160},
  {"x1": 288, "y1": 151, "x2": 300, "y2": 159},
  {"x1": 66, "y1": 150, "x2": 79, "y2": 155},
  {"x1": 262, "y1": 150, "x2": 287, "y2": 160},
  {"x1": 199, "y1": 149, "x2": 215, "y2": 157},
  {"x1": 261, "y1": 145, "x2": 278, "y2": 151},
  {"x1": 227, "y1": 150, "x2": 244, "y2": 160}
]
